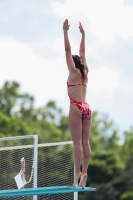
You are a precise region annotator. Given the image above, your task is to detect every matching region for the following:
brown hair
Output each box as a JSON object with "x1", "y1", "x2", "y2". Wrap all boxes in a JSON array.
[{"x1": 72, "y1": 55, "x2": 86, "y2": 79}]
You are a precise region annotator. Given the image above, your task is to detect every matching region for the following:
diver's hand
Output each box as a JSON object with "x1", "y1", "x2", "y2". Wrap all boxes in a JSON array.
[
  {"x1": 63, "y1": 19, "x2": 70, "y2": 33},
  {"x1": 79, "y1": 21, "x2": 85, "y2": 35}
]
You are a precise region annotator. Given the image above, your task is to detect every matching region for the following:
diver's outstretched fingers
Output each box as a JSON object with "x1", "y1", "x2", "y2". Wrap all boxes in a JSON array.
[
  {"x1": 63, "y1": 19, "x2": 70, "y2": 32},
  {"x1": 78, "y1": 21, "x2": 85, "y2": 35}
]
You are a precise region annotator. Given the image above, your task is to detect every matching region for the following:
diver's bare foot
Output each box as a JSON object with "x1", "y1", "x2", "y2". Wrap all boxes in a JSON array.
[
  {"x1": 73, "y1": 172, "x2": 82, "y2": 186},
  {"x1": 79, "y1": 174, "x2": 88, "y2": 188}
]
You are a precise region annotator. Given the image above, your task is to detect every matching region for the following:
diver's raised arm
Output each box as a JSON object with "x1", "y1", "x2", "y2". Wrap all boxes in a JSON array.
[
  {"x1": 63, "y1": 19, "x2": 75, "y2": 72},
  {"x1": 79, "y1": 21, "x2": 89, "y2": 72}
]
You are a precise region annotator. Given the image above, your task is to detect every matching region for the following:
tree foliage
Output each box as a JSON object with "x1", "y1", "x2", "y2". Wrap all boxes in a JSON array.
[{"x1": 120, "y1": 191, "x2": 133, "y2": 200}]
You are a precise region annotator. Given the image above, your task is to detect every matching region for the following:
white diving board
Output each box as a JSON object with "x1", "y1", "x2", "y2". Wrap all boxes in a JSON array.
[{"x1": 0, "y1": 186, "x2": 96, "y2": 198}]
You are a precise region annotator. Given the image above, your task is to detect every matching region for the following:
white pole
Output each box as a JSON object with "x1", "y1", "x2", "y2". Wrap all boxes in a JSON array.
[
  {"x1": 33, "y1": 135, "x2": 38, "y2": 200},
  {"x1": 74, "y1": 192, "x2": 78, "y2": 200}
]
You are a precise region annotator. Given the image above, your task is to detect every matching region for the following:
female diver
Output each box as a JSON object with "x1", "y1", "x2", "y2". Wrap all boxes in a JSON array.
[{"x1": 63, "y1": 19, "x2": 92, "y2": 188}]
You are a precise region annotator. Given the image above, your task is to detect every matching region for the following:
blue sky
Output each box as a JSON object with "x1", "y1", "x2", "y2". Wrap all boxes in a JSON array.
[{"x1": 0, "y1": 0, "x2": 133, "y2": 137}]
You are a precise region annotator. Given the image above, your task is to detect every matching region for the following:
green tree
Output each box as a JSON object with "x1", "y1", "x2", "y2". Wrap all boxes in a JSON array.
[
  {"x1": 88, "y1": 150, "x2": 123, "y2": 184},
  {"x1": 0, "y1": 81, "x2": 34, "y2": 118},
  {"x1": 0, "y1": 81, "x2": 20, "y2": 116},
  {"x1": 0, "y1": 81, "x2": 71, "y2": 143},
  {"x1": 122, "y1": 127, "x2": 133, "y2": 164},
  {"x1": 90, "y1": 112, "x2": 120, "y2": 152},
  {"x1": 121, "y1": 191, "x2": 133, "y2": 200},
  {"x1": 82, "y1": 156, "x2": 133, "y2": 200}
]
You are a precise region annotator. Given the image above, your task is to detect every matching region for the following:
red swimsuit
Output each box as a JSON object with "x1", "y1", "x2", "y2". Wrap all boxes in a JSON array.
[{"x1": 67, "y1": 78, "x2": 91, "y2": 119}]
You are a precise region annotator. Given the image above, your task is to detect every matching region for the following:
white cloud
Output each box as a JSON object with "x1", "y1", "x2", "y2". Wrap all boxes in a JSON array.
[
  {"x1": 52, "y1": 0, "x2": 133, "y2": 44},
  {"x1": 53, "y1": 36, "x2": 80, "y2": 56},
  {"x1": 89, "y1": 67, "x2": 119, "y2": 93}
]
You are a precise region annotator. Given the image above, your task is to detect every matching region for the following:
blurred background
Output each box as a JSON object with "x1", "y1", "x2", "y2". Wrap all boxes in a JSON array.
[{"x1": 0, "y1": 0, "x2": 133, "y2": 199}]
